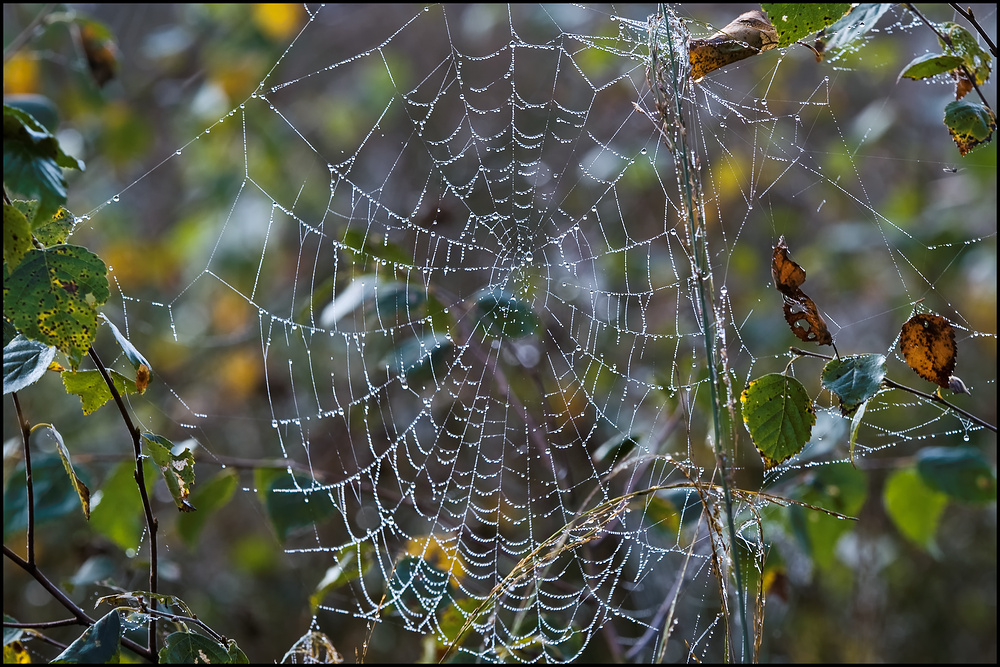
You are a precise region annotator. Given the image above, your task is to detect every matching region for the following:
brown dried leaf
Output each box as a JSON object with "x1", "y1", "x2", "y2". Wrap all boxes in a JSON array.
[
  {"x1": 899, "y1": 313, "x2": 957, "y2": 388},
  {"x1": 771, "y1": 236, "x2": 833, "y2": 347},
  {"x1": 689, "y1": 10, "x2": 778, "y2": 82},
  {"x1": 771, "y1": 236, "x2": 806, "y2": 293}
]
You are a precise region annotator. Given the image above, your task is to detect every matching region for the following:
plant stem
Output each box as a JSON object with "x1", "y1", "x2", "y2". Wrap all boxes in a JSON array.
[
  {"x1": 89, "y1": 347, "x2": 159, "y2": 660},
  {"x1": 790, "y1": 346, "x2": 997, "y2": 432},
  {"x1": 12, "y1": 393, "x2": 36, "y2": 566},
  {"x1": 651, "y1": 9, "x2": 750, "y2": 661}
]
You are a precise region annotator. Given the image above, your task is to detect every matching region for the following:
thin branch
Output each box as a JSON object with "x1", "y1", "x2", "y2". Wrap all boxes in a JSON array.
[
  {"x1": 789, "y1": 346, "x2": 997, "y2": 432},
  {"x1": 88, "y1": 347, "x2": 159, "y2": 660},
  {"x1": 904, "y1": 3, "x2": 993, "y2": 111},
  {"x1": 3, "y1": 618, "x2": 82, "y2": 629},
  {"x1": 949, "y1": 3, "x2": 998, "y2": 57},
  {"x1": 2, "y1": 544, "x2": 155, "y2": 659},
  {"x1": 12, "y1": 393, "x2": 36, "y2": 566}
]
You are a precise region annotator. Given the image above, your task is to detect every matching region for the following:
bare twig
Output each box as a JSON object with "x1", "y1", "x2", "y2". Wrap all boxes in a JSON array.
[
  {"x1": 89, "y1": 347, "x2": 159, "y2": 660},
  {"x1": 11, "y1": 393, "x2": 36, "y2": 566},
  {"x1": 949, "y1": 3, "x2": 998, "y2": 57}
]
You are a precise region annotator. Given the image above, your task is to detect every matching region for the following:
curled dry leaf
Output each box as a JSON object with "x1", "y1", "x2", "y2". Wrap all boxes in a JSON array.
[
  {"x1": 689, "y1": 10, "x2": 778, "y2": 82},
  {"x1": 899, "y1": 313, "x2": 957, "y2": 388},
  {"x1": 771, "y1": 236, "x2": 833, "y2": 347}
]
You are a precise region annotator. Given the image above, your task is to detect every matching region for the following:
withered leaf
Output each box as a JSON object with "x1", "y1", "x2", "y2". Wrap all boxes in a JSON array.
[
  {"x1": 771, "y1": 236, "x2": 833, "y2": 347},
  {"x1": 689, "y1": 10, "x2": 778, "y2": 82},
  {"x1": 899, "y1": 313, "x2": 957, "y2": 388}
]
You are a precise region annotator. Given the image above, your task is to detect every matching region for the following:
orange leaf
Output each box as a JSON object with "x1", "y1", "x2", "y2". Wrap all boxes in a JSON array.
[
  {"x1": 899, "y1": 314, "x2": 957, "y2": 388},
  {"x1": 771, "y1": 236, "x2": 833, "y2": 347},
  {"x1": 689, "y1": 10, "x2": 778, "y2": 82}
]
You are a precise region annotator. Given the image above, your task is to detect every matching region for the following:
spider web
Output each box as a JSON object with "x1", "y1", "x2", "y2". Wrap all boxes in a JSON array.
[{"x1": 61, "y1": 3, "x2": 995, "y2": 662}]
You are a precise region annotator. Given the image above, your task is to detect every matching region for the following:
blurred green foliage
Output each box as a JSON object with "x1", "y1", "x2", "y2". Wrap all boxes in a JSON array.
[{"x1": 3, "y1": 4, "x2": 995, "y2": 663}]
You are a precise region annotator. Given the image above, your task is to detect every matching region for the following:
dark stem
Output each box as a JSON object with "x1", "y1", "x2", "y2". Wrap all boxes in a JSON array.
[
  {"x1": 948, "y1": 3, "x2": 998, "y2": 57},
  {"x1": 12, "y1": 393, "x2": 35, "y2": 566},
  {"x1": 3, "y1": 545, "x2": 153, "y2": 660},
  {"x1": 88, "y1": 347, "x2": 159, "y2": 660},
  {"x1": 789, "y1": 346, "x2": 997, "y2": 432},
  {"x1": 904, "y1": 3, "x2": 994, "y2": 111}
]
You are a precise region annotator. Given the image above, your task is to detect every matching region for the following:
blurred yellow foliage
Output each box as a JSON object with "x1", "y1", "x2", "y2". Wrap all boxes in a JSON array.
[
  {"x1": 3, "y1": 52, "x2": 39, "y2": 95},
  {"x1": 252, "y1": 4, "x2": 305, "y2": 42},
  {"x1": 405, "y1": 534, "x2": 466, "y2": 587}
]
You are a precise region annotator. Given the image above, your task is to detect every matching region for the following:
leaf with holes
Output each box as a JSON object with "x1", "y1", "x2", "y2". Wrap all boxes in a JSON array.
[
  {"x1": 741, "y1": 373, "x2": 815, "y2": 470},
  {"x1": 771, "y1": 236, "x2": 833, "y2": 347},
  {"x1": 160, "y1": 631, "x2": 236, "y2": 664},
  {"x1": 3, "y1": 244, "x2": 108, "y2": 370},
  {"x1": 917, "y1": 446, "x2": 996, "y2": 503},
  {"x1": 945, "y1": 100, "x2": 996, "y2": 156},
  {"x1": 899, "y1": 313, "x2": 956, "y2": 388},
  {"x1": 142, "y1": 433, "x2": 196, "y2": 512},
  {"x1": 51, "y1": 610, "x2": 121, "y2": 663},
  {"x1": 821, "y1": 353, "x2": 886, "y2": 416},
  {"x1": 761, "y1": 3, "x2": 851, "y2": 48},
  {"x1": 688, "y1": 10, "x2": 778, "y2": 82}
]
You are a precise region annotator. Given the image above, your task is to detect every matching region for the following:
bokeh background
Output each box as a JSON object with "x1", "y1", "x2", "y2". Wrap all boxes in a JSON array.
[{"x1": 4, "y1": 4, "x2": 995, "y2": 662}]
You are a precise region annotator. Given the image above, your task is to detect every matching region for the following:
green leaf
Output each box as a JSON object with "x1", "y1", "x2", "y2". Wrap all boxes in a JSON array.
[
  {"x1": 101, "y1": 313, "x2": 153, "y2": 377},
  {"x1": 761, "y1": 3, "x2": 851, "y2": 48},
  {"x1": 18, "y1": 200, "x2": 76, "y2": 246},
  {"x1": 821, "y1": 353, "x2": 886, "y2": 415},
  {"x1": 3, "y1": 203, "x2": 32, "y2": 270},
  {"x1": 4, "y1": 94, "x2": 60, "y2": 132},
  {"x1": 3, "y1": 105, "x2": 83, "y2": 227},
  {"x1": 51, "y1": 610, "x2": 121, "y2": 664},
  {"x1": 62, "y1": 368, "x2": 138, "y2": 415},
  {"x1": 740, "y1": 373, "x2": 815, "y2": 469},
  {"x1": 916, "y1": 446, "x2": 997, "y2": 503},
  {"x1": 3, "y1": 244, "x2": 109, "y2": 369},
  {"x1": 142, "y1": 433, "x2": 196, "y2": 512},
  {"x1": 900, "y1": 53, "x2": 965, "y2": 81},
  {"x1": 944, "y1": 99, "x2": 996, "y2": 156},
  {"x1": 884, "y1": 468, "x2": 947, "y2": 552},
  {"x1": 789, "y1": 462, "x2": 866, "y2": 570},
  {"x1": 4, "y1": 455, "x2": 87, "y2": 540},
  {"x1": 160, "y1": 631, "x2": 233, "y2": 664},
  {"x1": 476, "y1": 288, "x2": 538, "y2": 338},
  {"x1": 821, "y1": 3, "x2": 893, "y2": 58},
  {"x1": 89, "y1": 459, "x2": 154, "y2": 551},
  {"x1": 177, "y1": 469, "x2": 238, "y2": 547},
  {"x1": 847, "y1": 400, "x2": 867, "y2": 465},
  {"x1": 262, "y1": 471, "x2": 338, "y2": 543},
  {"x1": 46, "y1": 425, "x2": 91, "y2": 520},
  {"x1": 382, "y1": 330, "x2": 452, "y2": 383},
  {"x1": 3, "y1": 333, "x2": 56, "y2": 395},
  {"x1": 938, "y1": 22, "x2": 992, "y2": 86}
]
